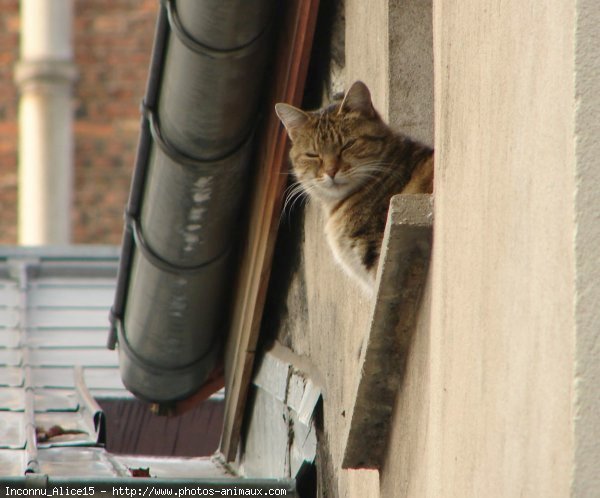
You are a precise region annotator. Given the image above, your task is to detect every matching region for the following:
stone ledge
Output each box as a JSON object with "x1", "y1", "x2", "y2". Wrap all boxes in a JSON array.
[{"x1": 342, "y1": 193, "x2": 433, "y2": 469}]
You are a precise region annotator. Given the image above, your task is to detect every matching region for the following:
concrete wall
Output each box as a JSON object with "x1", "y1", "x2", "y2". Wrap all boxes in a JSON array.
[
  {"x1": 380, "y1": 279, "x2": 432, "y2": 497},
  {"x1": 346, "y1": 0, "x2": 433, "y2": 147},
  {"x1": 267, "y1": 204, "x2": 379, "y2": 497},
  {"x1": 250, "y1": 0, "x2": 434, "y2": 496},
  {"x1": 246, "y1": 0, "x2": 600, "y2": 494},
  {"x1": 573, "y1": 0, "x2": 600, "y2": 493},
  {"x1": 380, "y1": 0, "x2": 600, "y2": 496},
  {"x1": 428, "y1": 0, "x2": 576, "y2": 495},
  {"x1": 345, "y1": 0, "x2": 433, "y2": 496}
]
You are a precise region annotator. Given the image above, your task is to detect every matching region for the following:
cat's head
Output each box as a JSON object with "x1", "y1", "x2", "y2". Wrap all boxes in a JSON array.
[{"x1": 275, "y1": 81, "x2": 391, "y2": 203}]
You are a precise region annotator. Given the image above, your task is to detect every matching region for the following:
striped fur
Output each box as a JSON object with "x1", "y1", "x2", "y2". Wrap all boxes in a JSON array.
[{"x1": 275, "y1": 81, "x2": 433, "y2": 292}]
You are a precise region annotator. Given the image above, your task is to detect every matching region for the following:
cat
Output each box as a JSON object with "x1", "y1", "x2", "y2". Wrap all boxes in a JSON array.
[{"x1": 275, "y1": 81, "x2": 433, "y2": 292}]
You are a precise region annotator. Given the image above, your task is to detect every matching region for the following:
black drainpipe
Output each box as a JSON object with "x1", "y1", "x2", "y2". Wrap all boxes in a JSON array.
[{"x1": 108, "y1": 0, "x2": 274, "y2": 405}]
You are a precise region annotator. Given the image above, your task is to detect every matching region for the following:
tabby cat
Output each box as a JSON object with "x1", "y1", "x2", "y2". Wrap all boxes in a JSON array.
[{"x1": 275, "y1": 81, "x2": 433, "y2": 292}]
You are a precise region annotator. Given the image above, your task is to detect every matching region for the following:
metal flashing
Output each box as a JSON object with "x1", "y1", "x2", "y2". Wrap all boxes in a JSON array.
[{"x1": 0, "y1": 249, "x2": 135, "y2": 476}]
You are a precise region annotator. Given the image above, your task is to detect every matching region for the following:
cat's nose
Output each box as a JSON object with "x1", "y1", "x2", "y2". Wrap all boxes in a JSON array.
[
  {"x1": 322, "y1": 153, "x2": 341, "y2": 181},
  {"x1": 324, "y1": 161, "x2": 339, "y2": 179}
]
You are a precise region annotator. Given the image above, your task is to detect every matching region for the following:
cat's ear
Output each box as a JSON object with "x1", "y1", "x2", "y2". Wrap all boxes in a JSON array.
[
  {"x1": 275, "y1": 103, "x2": 309, "y2": 140},
  {"x1": 340, "y1": 81, "x2": 375, "y2": 117}
]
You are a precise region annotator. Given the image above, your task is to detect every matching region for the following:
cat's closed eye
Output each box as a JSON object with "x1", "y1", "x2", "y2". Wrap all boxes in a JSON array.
[
  {"x1": 341, "y1": 139, "x2": 357, "y2": 151},
  {"x1": 275, "y1": 80, "x2": 434, "y2": 292}
]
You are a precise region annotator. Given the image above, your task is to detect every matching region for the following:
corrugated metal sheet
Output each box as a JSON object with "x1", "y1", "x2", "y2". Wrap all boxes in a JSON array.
[
  {"x1": 0, "y1": 411, "x2": 24, "y2": 448},
  {"x1": 0, "y1": 367, "x2": 23, "y2": 387},
  {"x1": 0, "y1": 449, "x2": 25, "y2": 476},
  {"x1": 0, "y1": 249, "x2": 258, "y2": 484},
  {"x1": 35, "y1": 447, "x2": 119, "y2": 477},
  {"x1": 30, "y1": 368, "x2": 124, "y2": 393},
  {"x1": 0, "y1": 249, "x2": 127, "y2": 476}
]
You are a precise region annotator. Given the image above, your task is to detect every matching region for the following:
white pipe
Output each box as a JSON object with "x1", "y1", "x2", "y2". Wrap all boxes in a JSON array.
[{"x1": 15, "y1": 0, "x2": 76, "y2": 245}]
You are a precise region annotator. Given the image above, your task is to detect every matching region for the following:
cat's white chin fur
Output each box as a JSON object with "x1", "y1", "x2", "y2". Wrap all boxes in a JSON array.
[
  {"x1": 324, "y1": 219, "x2": 376, "y2": 295},
  {"x1": 313, "y1": 179, "x2": 359, "y2": 204},
  {"x1": 333, "y1": 254, "x2": 376, "y2": 295},
  {"x1": 315, "y1": 187, "x2": 352, "y2": 203}
]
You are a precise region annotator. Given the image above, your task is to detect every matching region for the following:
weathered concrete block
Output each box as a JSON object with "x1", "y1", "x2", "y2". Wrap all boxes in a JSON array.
[{"x1": 343, "y1": 194, "x2": 433, "y2": 469}]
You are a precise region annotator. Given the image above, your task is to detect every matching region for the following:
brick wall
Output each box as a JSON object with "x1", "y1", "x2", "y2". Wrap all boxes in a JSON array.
[
  {"x1": 0, "y1": 0, "x2": 158, "y2": 244},
  {"x1": 0, "y1": 1, "x2": 19, "y2": 244}
]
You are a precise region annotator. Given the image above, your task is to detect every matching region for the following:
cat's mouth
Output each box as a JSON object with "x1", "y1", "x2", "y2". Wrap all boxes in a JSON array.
[{"x1": 322, "y1": 176, "x2": 349, "y2": 188}]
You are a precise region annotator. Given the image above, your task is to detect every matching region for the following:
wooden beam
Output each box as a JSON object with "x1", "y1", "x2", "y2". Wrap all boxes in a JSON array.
[{"x1": 219, "y1": 0, "x2": 320, "y2": 462}]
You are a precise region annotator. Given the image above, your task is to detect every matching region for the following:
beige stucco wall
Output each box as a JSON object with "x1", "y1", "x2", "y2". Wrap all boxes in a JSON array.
[
  {"x1": 380, "y1": 278, "x2": 433, "y2": 497},
  {"x1": 345, "y1": 0, "x2": 433, "y2": 496},
  {"x1": 346, "y1": 0, "x2": 433, "y2": 147},
  {"x1": 275, "y1": 204, "x2": 380, "y2": 498},
  {"x1": 573, "y1": 0, "x2": 600, "y2": 494},
  {"x1": 337, "y1": 1, "x2": 434, "y2": 496},
  {"x1": 379, "y1": 0, "x2": 600, "y2": 496},
  {"x1": 428, "y1": 1, "x2": 576, "y2": 495},
  {"x1": 245, "y1": 0, "x2": 598, "y2": 494},
  {"x1": 271, "y1": 0, "x2": 435, "y2": 495}
]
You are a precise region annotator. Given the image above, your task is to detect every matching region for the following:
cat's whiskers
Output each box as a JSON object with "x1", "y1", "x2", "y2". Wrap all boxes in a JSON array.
[
  {"x1": 355, "y1": 161, "x2": 413, "y2": 181},
  {"x1": 290, "y1": 182, "x2": 320, "y2": 213},
  {"x1": 355, "y1": 161, "x2": 396, "y2": 173},
  {"x1": 281, "y1": 183, "x2": 305, "y2": 218},
  {"x1": 337, "y1": 161, "x2": 415, "y2": 201},
  {"x1": 280, "y1": 180, "x2": 319, "y2": 223},
  {"x1": 275, "y1": 80, "x2": 434, "y2": 292},
  {"x1": 342, "y1": 164, "x2": 390, "y2": 186}
]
